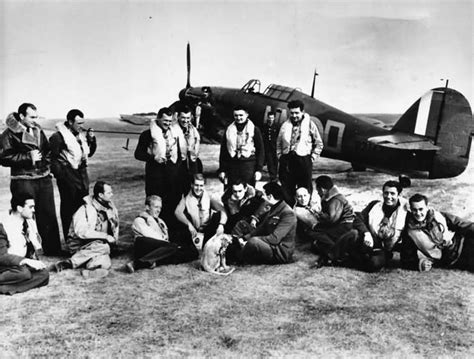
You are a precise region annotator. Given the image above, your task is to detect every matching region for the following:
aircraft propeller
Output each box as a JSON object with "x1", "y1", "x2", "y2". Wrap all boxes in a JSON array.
[{"x1": 186, "y1": 42, "x2": 191, "y2": 88}]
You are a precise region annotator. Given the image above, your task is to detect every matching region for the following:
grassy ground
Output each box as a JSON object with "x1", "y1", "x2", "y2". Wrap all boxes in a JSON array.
[{"x1": 1, "y1": 122, "x2": 473, "y2": 357}]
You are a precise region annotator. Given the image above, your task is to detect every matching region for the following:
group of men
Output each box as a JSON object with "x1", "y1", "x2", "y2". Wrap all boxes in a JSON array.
[{"x1": 0, "y1": 101, "x2": 472, "y2": 295}]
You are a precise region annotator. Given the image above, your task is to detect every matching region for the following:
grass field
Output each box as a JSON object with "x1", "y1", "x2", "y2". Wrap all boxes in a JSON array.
[{"x1": 1, "y1": 121, "x2": 473, "y2": 357}]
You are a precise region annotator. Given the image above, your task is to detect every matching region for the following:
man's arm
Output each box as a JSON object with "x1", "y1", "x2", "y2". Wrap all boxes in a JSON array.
[
  {"x1": 132, "y1": 216, "x2": 167, "y2": 241},
  {"x1": 217, "y1": 133, "x2": 230, "y2": 175},
  {"x1": 0, "y1": 132, "x2": 34, "y2": 168},
  {"x1": 318, "y1": 199, "x2": 343, "y2": 224},
  {"x1": 253, "y1": 127, "x2": 265, "y2": 171},
  {"x1": 71, "y1": 205, "x2": 111, "y2": 241},
  {"x1": 0, "y1": 224, "x2": 24, "y2": 267},
  {"x1": 255, "y1": 210, "x2": 297, "y2": 246},
  {"x1": 134, "y1": 131, "x2": 153, "y2": 162},
  {"x1": 276, "y1": 125, "x2": 284, "y2": 158},
  {"x1": 442, "y1": 212, "x2": 474, "y2": 237},
  {"x1": 310, "y1": 120, "x2": 324, "y2": 160}
]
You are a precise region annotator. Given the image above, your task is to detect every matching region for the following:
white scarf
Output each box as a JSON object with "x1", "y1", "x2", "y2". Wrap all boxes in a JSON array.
[
  {"x1": 225, "y1": 120, "x2": 256, "y2": 158},
  {"x1": 56, "y1": 122, "x2": 90, "y2": 169},
  {"x1": 368, "y1": 198, "x2": 408, "y2": 249},
  {"x1": 279, "y1": 114, "x2": 312, "y2": 156}
]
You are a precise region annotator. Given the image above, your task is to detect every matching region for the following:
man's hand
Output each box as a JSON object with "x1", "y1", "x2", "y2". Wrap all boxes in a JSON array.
[
  {"x1": 311, "y1": 153, "x2": 319, "y2": 162},
  {"x1": 254, "y1": 171, "x2": 262, "y2": 182},
  {"x1": 188, "y1": 223, "x2": 198, "y2": 238},
  {"x1": 250, "y1": 218, "x2": 257, "y2": 228},
  {"x1": 106, "y1": 235, "x2": 116, "y2": 244},
  {"x1": 363, "y1": 232, "x2": 373, "y2": 248},
  {"x1": 218, "y1": 172, "x2": 227, "y2": 184},
  {"x1": 238, "y1": 238, "x2": 247, "y2": 248},
  {"x1": 30, "y1": 149, "x2": 42, "y2": 163},
  {"x1": 216, "y1": 224, "x2": 224, "y2": 235},
  {"x1": 20, "y1": 258, "x2": 46, "y2": 271}
]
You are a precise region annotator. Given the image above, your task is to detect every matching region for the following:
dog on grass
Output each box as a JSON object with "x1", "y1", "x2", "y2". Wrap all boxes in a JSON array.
[{"x1": 201, "y1": 233, "x2": 235, "y2": 276}]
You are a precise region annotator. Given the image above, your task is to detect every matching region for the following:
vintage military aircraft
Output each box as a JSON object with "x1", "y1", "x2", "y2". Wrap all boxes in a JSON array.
[{"x1": 167, "y1": 44, "x2": 473, "y2": 179}]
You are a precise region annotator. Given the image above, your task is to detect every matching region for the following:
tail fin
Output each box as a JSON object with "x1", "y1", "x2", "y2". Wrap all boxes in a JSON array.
[{"x1": 393, "y1": 87, "x2": 473, "y2": 178}]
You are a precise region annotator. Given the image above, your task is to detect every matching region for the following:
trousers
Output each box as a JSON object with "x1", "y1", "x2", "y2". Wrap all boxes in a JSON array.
[
  {"x1": 70, "y1": 240, "x2": 111, "y2": 269},
  {"x1": 0, "y1": 265, "x2": 49, "y2": 295}
]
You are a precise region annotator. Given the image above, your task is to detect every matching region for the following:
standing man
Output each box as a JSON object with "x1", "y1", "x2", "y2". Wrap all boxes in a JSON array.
[
  {"x1": 49, "y1": 109, "x2": 97, "y2": 238},
  {"x1": 218, "y1": 106, "x2": 264, "y2": 188},
  {"x1": 262, "y1": 111, "x2": 279, "y2": 181},
  {"x1": 175, "y1": 104, "x2": 202, "y2": 194},
  {"x1": 237, "y1": 182, "x2": 297, "y2": 265},
  {"x1": 276, "y1": 100, "x2": 323, "y2": 205},
  {"x1": 0, "y1": 193, "x2": 49, "y2": 295},
  {"x1": 51, "y1": 181, "x2": 119, "y2": 278},
  {"x1": 135, "y1": 107, "x2": 187, "y2": 225},
  {"x1": 400, "y1": 194, "x2": 474, "y2": 272},
  {"x1": 0, "y1": 103, "x2": 61, "y2": 255}
]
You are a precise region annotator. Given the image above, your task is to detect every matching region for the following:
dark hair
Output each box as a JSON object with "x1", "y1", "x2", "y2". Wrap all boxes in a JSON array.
[
  {"x1": 382, "y1": 180, "x2": 402, "y2": 194},
  {"x1": 66, "y1": 109, "x2": 84, "y2": 123},
  {"x1": 18, "y1": 103, "x2": 37, "y2": 116},
  {"x1": 11, "y1": 192, "x2": 34, "y2": 211},
  {"x1": 157, "y1": 107, "x2": 173, "y2": 119},
  {"x1": 288, "y1": 100, "x2": 304, "y2": 111},
  {"x1": 409, "y1": 193, "x2": 428, "y2": 206},
  {"x1": 145, "y1": 195, "x2": 162, "y2": 206},
  {"x1": 267, "y1": 111, "x2": 276, "y2": 117},
  {"x1": 177, "y1": 104, "x2": 192, "y2": 115},
  {"x1": 93, "y1": 181, "x2": 110, "y2": 197},
  {"x1": 233, "y1": 105, "x2": 248, "y2": 113},
  {"x1": 263, "y1": 182, "x2": 284, "y2": 200},
  {"x1": 230, "y1": 178, "x2": 247, "y2": 188},
  {"x1": 315, "y1": 175, "x2": 333, "y2": 190}
]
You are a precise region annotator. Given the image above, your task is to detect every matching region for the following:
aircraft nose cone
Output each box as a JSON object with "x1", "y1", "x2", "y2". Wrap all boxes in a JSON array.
[{"x1": 179, "y1": 88, "x2": 188, "y2": 102}]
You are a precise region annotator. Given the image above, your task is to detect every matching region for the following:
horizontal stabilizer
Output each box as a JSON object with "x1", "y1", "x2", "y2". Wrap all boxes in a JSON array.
[{"x1": 368, "y1": 133, "x2": 440, "y2": 151}]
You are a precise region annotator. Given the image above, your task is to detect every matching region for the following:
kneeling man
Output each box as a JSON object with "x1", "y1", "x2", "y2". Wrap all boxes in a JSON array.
[
  {"x1": 0, "y1": 193, "x2": 49, "y2": 295},
  {"x1": 52, "y1": 181, "x2": 119, "y2": 278},
  {"x1": 238, "y1": 182, "x2": 297, "y2": 264},
  {"x1": 125, "y1": 195, "x2": 198, "y2": 273}
]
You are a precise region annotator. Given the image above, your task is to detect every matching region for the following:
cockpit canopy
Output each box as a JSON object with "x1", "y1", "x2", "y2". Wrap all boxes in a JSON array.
[{"x1": 240, "y1": 79, "x2": 297, "y2": 101}]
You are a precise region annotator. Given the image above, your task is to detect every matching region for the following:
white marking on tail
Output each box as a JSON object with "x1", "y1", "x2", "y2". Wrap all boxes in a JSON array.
[{"x1": 414, "y1": 91, "x2": 433, "y2": 136}]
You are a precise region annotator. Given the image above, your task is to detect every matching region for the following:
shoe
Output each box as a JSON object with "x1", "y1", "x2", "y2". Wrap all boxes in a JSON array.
[
  {"x1": 418, "y1": 258, "x2": 433, "y2": 272},
  {"x1": 148, "y1": 262, "x2": 156, "y2": 269},
  {"x1": 125, "y1": 262, "x2": 135, "y2": 273},
  {"x1": 310, "y1": 256, "x2": 327, "y2": 269},
  {"x1": 81, "y1": 268, "x2": 109, "y2": 279},
  {"x1": 49, "y1": 260, "x2": 72, "y2": 272}
]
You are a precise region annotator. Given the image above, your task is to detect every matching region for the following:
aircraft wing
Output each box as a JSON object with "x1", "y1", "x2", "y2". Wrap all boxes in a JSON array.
[
  {"x1": 353, "y1": 113, "x2": 401, "y2": 130},
  {"x1": 367, "y1": 132, "x2": 441, "y2": 150}
]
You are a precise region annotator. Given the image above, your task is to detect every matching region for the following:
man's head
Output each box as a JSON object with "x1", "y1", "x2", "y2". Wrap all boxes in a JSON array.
[
  {"x1": 295, "y1": 187, "x2": 311, "y2": 207},
  {"x1": 145, "y1": 195, "x2": 162, "y2": 218},
  {"x1": 230, "y1": 178, "x2": 248, "y2": 201},
  {"x1": 18, "y1": 103, "x2": 38, "y2": 128},
  {"x1": 315, "y1": 175, "x2": 333, "y2": 198},
  {"x1": 156, "y1": 107, "x2": 174, "y2": 131},
  {"x1": 267, "y1": 111, "x2": 275, "y2": 125},
  {"x1": 11, "y1": 192, "x2": 35, "y2": 219},
  {"x1": 382, "y1": 180, "x2": 402, "y2": 207},
  {"x1": 409, "y1": 193, "x2": 429, "y2": 223},
  {"x1": 177, "y1": 104, "x2": 193, "y2": 129},
  {"x1": 66, "y1": 109, "x2": 85, "y2": 135},
  {"x1": 288, "y1": 100, "x2": 305, "y2": 124},
  {"x1": 191, "y1": 173, "x2": 206, "y2": 198},
  {"x1": 93, "y1": 181, "x2": 113, "y2": 203},
  {"x1": 263, "y1": 182, "x2": 284, "y2": 204},
  {"x1": 233, "y1": 106, "x2": 249, "y2": 125}
]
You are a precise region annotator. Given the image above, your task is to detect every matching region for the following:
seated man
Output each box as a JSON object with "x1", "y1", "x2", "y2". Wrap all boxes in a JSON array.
[
  {"x1": 51, "y1": 181, "x2": 119, "y2": 278},
  {"x1": 401, "y1": 193, "x2": 474, "y2": 272},
  {"x1": 293, "y1": 187, "x2": 320, "y2": 238},
  {"x1": 125, "y1": 195, "x2": 198, "y2": 273},
  {"x1": 307, "y1": 175, "x2": 356, "y2": 268},
  {"x1": 175, "y1": 173, "x2": 227, "y2": 250},
  {"x1": 221, "y1": 178, "x2": 269, "y2": 237},
  {"x1": 0, "y1": 193, "x2": 49, "y2": 295},
  {"x1": 353, "y1": 180, "x2": 408, "y2": 272},
  {"x1": 237, "y1": 182, "x2": 297, "y2": 265}
]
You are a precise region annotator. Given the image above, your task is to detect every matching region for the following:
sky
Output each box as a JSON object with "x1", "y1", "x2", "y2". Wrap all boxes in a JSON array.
[{"x1": 0, "y1": 0, "x2": 472, "y2": 119}]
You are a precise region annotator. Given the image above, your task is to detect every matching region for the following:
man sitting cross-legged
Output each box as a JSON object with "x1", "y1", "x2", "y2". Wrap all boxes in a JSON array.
[
  {"x1": 306, "y1": 175, "x2": 357, "y2": 268},
  {"x1": 235, "y1": 182, "x2": 297, "y2": 265},
  {"x1": 51, "y1": 181, "x2": 119, "y2": 278},
  {"x1": 124, "y1": 195, "x2": 199, "y2": 273},
  {"x1": 0, "y1": 193, "x2": 49, "y2": 295},
  {"x1": 293, "y1": 186, "x2": 320, "y2": 240}
]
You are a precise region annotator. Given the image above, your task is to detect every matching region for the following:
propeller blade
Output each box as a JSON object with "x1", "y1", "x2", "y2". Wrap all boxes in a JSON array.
[{"x1": 186, "y1": 42, "x2": 191, "y2": 88}]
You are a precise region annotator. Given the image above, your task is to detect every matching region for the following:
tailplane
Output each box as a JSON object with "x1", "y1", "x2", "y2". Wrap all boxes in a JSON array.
[{"x1": 392, "y1": 87, "x2": 473, "y2": 178}]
